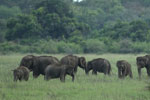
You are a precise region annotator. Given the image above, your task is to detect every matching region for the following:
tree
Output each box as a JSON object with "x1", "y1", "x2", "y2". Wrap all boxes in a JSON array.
[
  {"x1": 6, "y1": 14, "x2": 43, "y2": 40},
  {"x1": 32, "y1": 0, "x2": 89, "y2": 39},
  {"x1": 129, "y1": 20, "x2": 149, "y2": 41}
]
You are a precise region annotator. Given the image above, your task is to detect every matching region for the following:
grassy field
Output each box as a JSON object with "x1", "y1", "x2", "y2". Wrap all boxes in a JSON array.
[{"x1": 0, "y1": 54, "x2": 150, "y2": 100}]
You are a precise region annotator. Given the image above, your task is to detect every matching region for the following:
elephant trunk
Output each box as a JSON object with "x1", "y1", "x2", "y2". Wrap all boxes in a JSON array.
[
  {"x1": 85, "y1": 68, "x2": 89, "y2": 75},
  {"x1": 14, "y1": 76, "x2": 18, "y2": 82},
  {"x1": 118, "y1": 69, "x2": 122, "y2": 78},
  {"x1": 71, "y1": 74, "x2": 75, "y2": 82}
]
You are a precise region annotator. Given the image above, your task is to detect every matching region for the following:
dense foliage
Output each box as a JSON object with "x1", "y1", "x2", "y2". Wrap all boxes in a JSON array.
[{"x1": 0, "y1": 0, "x2": 150, "y2": 54}]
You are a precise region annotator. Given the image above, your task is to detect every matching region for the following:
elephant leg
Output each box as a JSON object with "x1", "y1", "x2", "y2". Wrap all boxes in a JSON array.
[
  {"x1": 138, "y1": 68, "x2": 141, "y2": 79},
  {"x1": 60, "y1": 74, "x2": 65, "y2": 82},
  {"x1": 122, "y1": 70, "x2": 126, "y2": 79},
  {"x1": 92, "y1": 70, "x2": 97, "y2": 75},
  {"x1": 25, "y1": 74, "x2": 29, "y2": 81},
  {"x1": 71, "y1": 74, "x2": 75, "y2": 82},
  {"x1": 104, "y1": 71, "x2": 107, "y2": 75},
  {"x1": 33, "y1": 72, "x2": 39, "y2": 78},
  {"x1": 108, "y1": 68, "x2": 111, "y2": 76},
  {"x1": 25, "y1": 77, "x2": 29, "y2": 81},
  {"x1": 118, "y1": 69, "x2": 122, "y2": 78},
  {"x1": 60, "y1": 76, "x2": 65, "y2": 82},
  {"x1": 124, "y1": 69, "x2": 127, "y2": 78},
  {"x1": 19, "y1": 77, "x2": 22, "y2": 81},
  {"x1": 44, "y1": 75, "x2": 51, "y2": 80},
  {"x1": 104, "y1": 68, "x2": 109, "y2": 75},
  {"x1": 129, "y1": 70, "x2": 133, "y2": 78},
  {"x1": 120, "y1": 70, "x2": 125, "y2": 79},
  {"x1": 74, "y1": 66, "x2": 78, "y2": 73},
  {"x1": 146, "y1": 67, "x2": 150, "y2": 77},
  {"x1": 44, "y1": 75, "x2": 47, "y2": 80}
]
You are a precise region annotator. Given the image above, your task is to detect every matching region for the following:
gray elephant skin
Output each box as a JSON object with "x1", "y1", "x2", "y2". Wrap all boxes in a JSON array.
[
  {"x1": 60, "y1": 55, "x2": 86, "y2": 73},
  {"x1": 85, "y1": 58, "x2": 111, "y2": 75},
  {"x1": 44, "y1": 64, "x2": 75, "y2": 82},
  {"x1": 20, "y1": 55, "x2": 59, "y2": 78},
  {"x1": 12, "y1": 66, "x2": 30, "y2": 82},
  {"x1": 116, "y1": 60, "x2": 133, "y2": 79},
  {"x1": 136, "y1": 55, "x2": 150, "y2": 78}
]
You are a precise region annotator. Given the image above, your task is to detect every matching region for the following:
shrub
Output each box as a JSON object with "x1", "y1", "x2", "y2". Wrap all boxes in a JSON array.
[
  {"x1": 118, "y1": 39, "x2": 133, "y2": 53},
  {"x1": 82, "y1": 39, "x2": 107, "y2": 53},
  {"x1": 57, "y1": 41, "x2": 83, "y2": 54},
  {"x1": 131, "y1": 42, "x2": 150, "y2": 53}
]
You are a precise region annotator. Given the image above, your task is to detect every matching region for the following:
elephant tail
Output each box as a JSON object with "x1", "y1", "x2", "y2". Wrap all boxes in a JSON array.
[{"x1": 108, "y1": 62, "x2": 112, "y2": 75}]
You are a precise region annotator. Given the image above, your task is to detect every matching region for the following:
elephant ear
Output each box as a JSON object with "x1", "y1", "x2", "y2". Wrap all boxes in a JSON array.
[
  {"x1": 20, "y1": 55, "x2": 34, "y2": 69},
  {"x1": 117, "y1": 61, "x2": 122, "y2": 69},
  {"x1": 145, "y1": 56, "x2": 149, "y2": 65},
  {"x1": 122, "y1": 64, "x2": 125, "y2": 70},
  {"x1": 32, "y1": 57, "x2": 38, "y2": 70},
  {"x1": 116, "y1": 61, "x2": 120, "y2": 68},
  {"x1": 79, "y1": 57, "x2": 86, "y2": 69}
]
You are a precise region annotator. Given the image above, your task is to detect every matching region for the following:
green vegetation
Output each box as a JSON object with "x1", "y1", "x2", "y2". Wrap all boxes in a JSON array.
[
  {"x1": 0, "y1": 0, "x2": 150, "y2": 54},
  {"x1": 0, "y1": 0, "x2": 150, "y2": 99},
  {"x1": 0, "y1": 54, "x2": 150, "y2": 100}
]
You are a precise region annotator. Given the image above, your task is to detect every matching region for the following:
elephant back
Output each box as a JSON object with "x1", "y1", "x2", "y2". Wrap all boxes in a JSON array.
[
  {"x1": 33, "y1": 56, "x2": 59, "y2": 75},
  {"x1": 60, "y1": 55, "x2": 78, "y2": 67},
  {"x1": 91, "y1": 58, "x2": 111, "y2": 71}
]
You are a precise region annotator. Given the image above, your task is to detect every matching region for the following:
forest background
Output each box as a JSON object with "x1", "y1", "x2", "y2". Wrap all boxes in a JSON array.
[{"x1": 0, "y1": 0, "x2": 150, "y2": 54}]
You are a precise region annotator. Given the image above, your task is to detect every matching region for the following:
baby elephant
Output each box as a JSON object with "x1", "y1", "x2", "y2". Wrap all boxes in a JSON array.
[
  {"x1": 12, "y1": 66, "x2": 30, "y2": 82},
  {"x1": 85, "y1": 58, "x2": 111, "y2": 75},
  {"x1": 116, "y1": 60, "x2": 133, "y2": 79},
  {"x1": 44, "y1": 64, "x2": 75, "y2": 82}
]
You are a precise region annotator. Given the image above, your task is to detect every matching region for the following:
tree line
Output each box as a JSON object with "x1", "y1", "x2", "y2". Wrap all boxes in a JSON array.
[{"x1": 0, "y1": 0, "x2": 150, "y2": 54}]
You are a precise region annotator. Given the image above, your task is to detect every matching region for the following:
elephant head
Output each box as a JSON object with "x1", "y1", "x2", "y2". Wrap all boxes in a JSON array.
[
  {"x1": 85, "y1": 61, "x2": 92, "y2": 75},
  {"x1": 136, "y1": 56, "x2": 149, "y2": 68},
  {"x1": 116, "y1": 61, "x2": 125, "y2": 78},
  {"x1": 20, "y1": 55, "x2": 35, "y2": 71},
  {"x1": 78, "y1": 57, "x2": 86, "y2": 69},
  {"x1": 12, "y1": 69, "x2": 22, "y2": 82}
]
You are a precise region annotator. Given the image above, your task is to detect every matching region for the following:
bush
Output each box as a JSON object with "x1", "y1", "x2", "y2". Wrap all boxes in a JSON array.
[
  {"x1": 0, "y1": 39, "x2": 83, "y2": 54},
  {"x1": 32, "y1": 40, "x2": 58, "y2": 54},
  {"x1": 107, "y1": 41, "x2": 120, "y2": 53},
  {"x1": 82, "y1": 39, "x2": 107, "y2": 53},
  {"x1": 118, "y1": 39, "x2": 133, "y2": 53},
  {"x1": 0, "y1": 42, "x2": 25, "y2": 54},
  {"x1": 57, "y1": 41, "x2": 83, "y2": 54},
  {"x1": 131, "y1": 42, "x2": 150, "y2": 53},
  {"x1": 1, "y1": 39, "x2": 150, "y2": 54}
]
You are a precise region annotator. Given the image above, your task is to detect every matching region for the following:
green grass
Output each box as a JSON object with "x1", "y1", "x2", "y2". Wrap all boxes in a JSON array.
[{"x1": 0, "y1": 54, "x2": 150, "y2": 100}]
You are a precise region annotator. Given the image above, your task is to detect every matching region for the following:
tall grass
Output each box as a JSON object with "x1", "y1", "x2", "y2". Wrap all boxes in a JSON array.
[{"x1": 0, "y1": 54, "x2": 150, "y2": 100}]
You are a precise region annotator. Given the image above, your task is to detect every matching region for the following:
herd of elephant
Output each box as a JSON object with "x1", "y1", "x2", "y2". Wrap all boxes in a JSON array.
[{"x1": 12, "y1": 54, "x2": 150, "y2": 82}]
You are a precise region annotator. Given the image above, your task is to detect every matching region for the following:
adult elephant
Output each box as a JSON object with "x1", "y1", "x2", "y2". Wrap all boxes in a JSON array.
[
  {"x1": 116, "y1": 60, "x2": 133, "y2": 79},
  {"x1": 136, "y1": 55, "x2": 150, "y2": 78},
  {"x1": 85, "y1": 58, "x2": 111, "y2": 75},
  {"x1": 60, "y1": 55, "x2": 86, "y2": 73},
  {"x1": 44, "y1": 63, "x2": 75, "y2": 82},
  {"x1": 20, "y1": 55, "x2": 59, "y2": 78}
]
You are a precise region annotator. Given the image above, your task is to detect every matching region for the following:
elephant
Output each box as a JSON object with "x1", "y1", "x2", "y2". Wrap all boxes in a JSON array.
[
  {"x1": 136, "y1": 55, "x2": 150, "y2": 78},
  {"x1": 19, "y1": 55, "x2": 35, "y2": 70},
  {"x1": 20, "y1": 55, "x2": 59, "y2": 78},
  {"x1": 85, "y1": 58, "x2": 111, "y2": 75},
  {"x1": 12, "y1": 66, "x2": 30, "y2": 82},
  {"x1": 116, "y1": 60, "x2": 133, "y2": 79},
  {"x1": 44, "y1": 63, "x2": 75, "y2": 82},
  {"x1": 60, "y1": 55, "x2": 86, "y2": 73}
]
